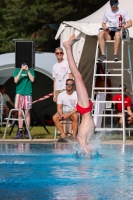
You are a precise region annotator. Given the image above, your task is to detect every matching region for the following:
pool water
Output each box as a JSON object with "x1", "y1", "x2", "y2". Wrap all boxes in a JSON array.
[{"x1": 0, "y1": 143, "x2": 133, "y2": 200}]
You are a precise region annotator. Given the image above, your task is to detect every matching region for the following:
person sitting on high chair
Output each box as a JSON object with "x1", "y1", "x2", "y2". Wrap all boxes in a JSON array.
[
  {"x1": 97, "y1": 0, "x2": 132, "y2": 62},
  {"x1": 112, "y1": 84, "x2": 133, "y2": 128},
  {"x1": 53, "y1": 79, "x2": 79, "y2": 142}
]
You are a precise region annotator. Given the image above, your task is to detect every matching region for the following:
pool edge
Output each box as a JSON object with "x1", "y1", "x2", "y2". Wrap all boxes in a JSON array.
[{"x1": 0, "y1": 139, "x2": 133, "y2": 145}]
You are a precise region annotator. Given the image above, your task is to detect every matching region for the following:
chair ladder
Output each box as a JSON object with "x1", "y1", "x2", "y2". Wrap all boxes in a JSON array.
[{"x1": 91, "y1": 28, "x2": 133, "y2": 143}]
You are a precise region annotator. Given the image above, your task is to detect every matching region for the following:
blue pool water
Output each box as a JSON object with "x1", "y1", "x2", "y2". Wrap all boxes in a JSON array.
[{"x1": 0, "y1": 143, "x2": 133, "y2": 200}]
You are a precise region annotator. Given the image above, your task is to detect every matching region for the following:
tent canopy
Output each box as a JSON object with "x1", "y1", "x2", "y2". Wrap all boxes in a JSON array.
[
  {"x1": 56, "y1": 0, "x2": 133, "y2": 39},
  {"x1": 55, "y1": 0, "x2": 133, "y2": 97},
  {"x1": 0, "y1": 52, "x2": 56, "y2": 80}
]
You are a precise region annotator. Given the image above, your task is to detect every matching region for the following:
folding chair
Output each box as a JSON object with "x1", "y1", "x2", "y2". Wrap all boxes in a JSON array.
[
  {"x1": 54, "y1": 114, "x2": 80, "y2": 140},
  {"x1": 3, "y1": 108, "x2": 32, "y2": 140}
]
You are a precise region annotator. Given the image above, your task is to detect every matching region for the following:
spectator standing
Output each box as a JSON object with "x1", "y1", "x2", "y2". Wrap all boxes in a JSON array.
[
  {"x1": 12, "y1": 63, "x2": 35, "y2": 139},
  {"x1": 52, "y1": 47, "x2": 73, "y2": 102}
]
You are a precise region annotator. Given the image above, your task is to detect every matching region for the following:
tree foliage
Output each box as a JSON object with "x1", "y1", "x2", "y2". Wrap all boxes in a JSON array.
[{"x1": 0, "y1": 0, "x2": 108, "y2": 53}]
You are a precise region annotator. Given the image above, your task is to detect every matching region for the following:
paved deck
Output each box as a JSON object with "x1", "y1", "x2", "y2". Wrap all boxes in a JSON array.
[{"x1": 0, "y1": 139, "x2": 133, "y2": 145}]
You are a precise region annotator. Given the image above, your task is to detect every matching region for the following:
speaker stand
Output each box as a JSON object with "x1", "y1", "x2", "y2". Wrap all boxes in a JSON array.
[
  {"x1": 31, "y1": 109, "x2": 50, "y2": 134},
  {"x1": 9, "y1": 122, "x2": 18, "y2": 135},
  {"x1": 8, "y1": 109, "x2": 50, "y2": 135}
]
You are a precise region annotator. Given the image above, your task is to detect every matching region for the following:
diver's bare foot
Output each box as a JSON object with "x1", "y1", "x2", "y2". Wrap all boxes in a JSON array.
[
  {"x1": 63, "y1": 34, "x2": 80, "y2": 48},
  {"x1": 69, "y1": 34, "x2": 75, "y2": 40}
]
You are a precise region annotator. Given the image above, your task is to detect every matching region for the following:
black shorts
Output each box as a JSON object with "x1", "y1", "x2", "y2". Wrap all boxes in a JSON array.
[
  {"x1": 117, "y1": 112, "x2": 130, "y2": 122},
  {"x1": 99, "y1": 28, "x2": 116, "y2": 40},
  {"x1": 125, "y1": 112, "x2": 131, "y2": 121},
  {"x1": 109, "y1": 31, "x2": 116, "y2": 40}
]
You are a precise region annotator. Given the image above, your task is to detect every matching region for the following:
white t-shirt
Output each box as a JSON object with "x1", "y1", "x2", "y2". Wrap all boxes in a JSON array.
[
  {"x1": 103, "y1": 8, "x2": 131, "y2": 29},
  {"x1": 57, "y1": 90, "x2": 78, "y2": 113},
  {"x1": 3, "y1": 94, "x2": 10, "y2": 106},
  {"x1": 52, "y1": 60, "x2": 71, "y2": 90}
]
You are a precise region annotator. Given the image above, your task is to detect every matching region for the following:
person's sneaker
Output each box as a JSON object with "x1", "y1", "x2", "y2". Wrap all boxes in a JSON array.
[
  {"x1": 57, "y1": 137, "x2": 68, "y2": 142},
  {"x1": 14, "y1": 132, "x2": 23, "y2": 139},
  {"x1": 97, "y1": 55, "x2": 106, "y2": 62},
  {"x1": 25, "y1": 131, "x2": 29, "y2": 139},
  {"x1": 113, "y1": 55, "x2": 119, "y2": 61}
]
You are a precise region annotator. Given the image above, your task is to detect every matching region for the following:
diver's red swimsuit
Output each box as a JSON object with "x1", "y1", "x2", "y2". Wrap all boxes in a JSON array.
[{"x1": 76, "y1": 100, "x2": 93, "y2": 115}]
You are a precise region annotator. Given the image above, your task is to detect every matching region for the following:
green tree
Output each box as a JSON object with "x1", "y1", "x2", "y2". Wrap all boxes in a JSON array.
[{"x1": 0, "y1": 0, "x2": 108, "y2": 53}]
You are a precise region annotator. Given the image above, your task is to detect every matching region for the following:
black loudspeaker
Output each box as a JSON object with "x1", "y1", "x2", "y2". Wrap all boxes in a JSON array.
[{"x1": 15, "y1": 41, "x2": 35, "y2": 68}]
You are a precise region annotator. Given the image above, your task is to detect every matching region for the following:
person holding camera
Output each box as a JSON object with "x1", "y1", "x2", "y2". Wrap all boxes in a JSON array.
[
  {"x1": 53, "y1": 79, "x2": 79, "y2": 142},
  {"x1": 12, "y1": 63, "x2": 35, "y2": 139}
]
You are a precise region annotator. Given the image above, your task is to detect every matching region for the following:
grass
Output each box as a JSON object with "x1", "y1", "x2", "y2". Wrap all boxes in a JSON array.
[
  {"x1": 0, "y1": 125, "x2": 56, "y2": 139},
  {"x1": 1, "y1": 125, "x2": 133, "y2": 140},
  {"x1": 96, "y1": 132, "x2": 133, "y2": 140}
]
